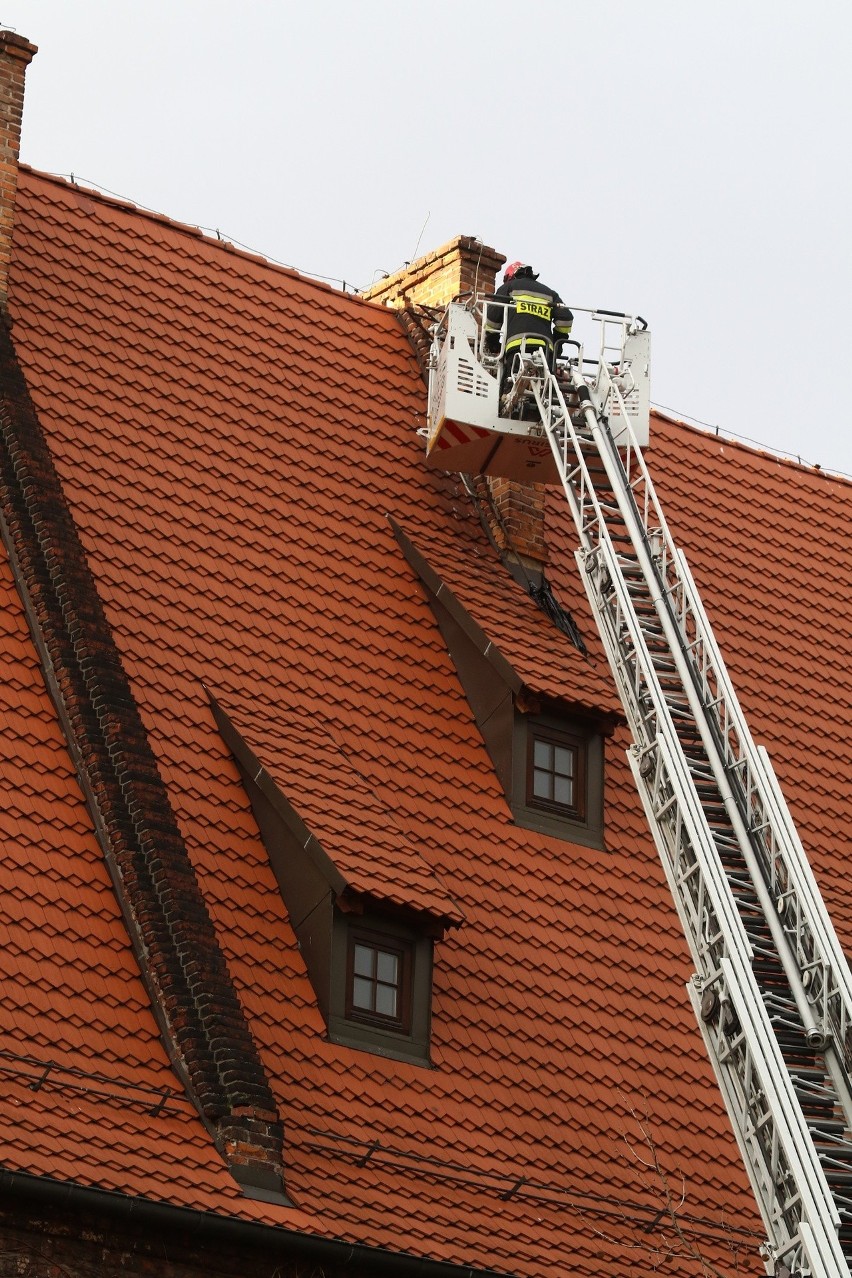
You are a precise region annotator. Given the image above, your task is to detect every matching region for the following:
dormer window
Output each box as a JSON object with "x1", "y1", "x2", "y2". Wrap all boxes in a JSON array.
[
  {"x1": 527, "y1": 724, "x2": 586, "y2": 821},
  {"x1": 514, "y1": 709, "x2": 604, "y2": 848},
  {"x1": 391, "y1": 524, "x2": 616, "y2": 855},
  {"x1": 347, "y1": 929, "x2": 412, "y2": 1033},
  {"x1": 208, "y1": 694, "x2": 453, "y2": 1072},
  {"x1": 329, "y1": 909, "x2": 433, "y2": 1065}
]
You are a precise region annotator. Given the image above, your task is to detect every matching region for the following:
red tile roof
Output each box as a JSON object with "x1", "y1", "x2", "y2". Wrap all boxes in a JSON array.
[{"x1": 2, "y1": 167, "x2": 851, "y2": 1274}]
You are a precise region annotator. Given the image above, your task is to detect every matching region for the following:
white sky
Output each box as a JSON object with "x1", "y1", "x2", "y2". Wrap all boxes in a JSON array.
[{"x1": 5, "y1": 0, "x2": 852, "y2": 476}]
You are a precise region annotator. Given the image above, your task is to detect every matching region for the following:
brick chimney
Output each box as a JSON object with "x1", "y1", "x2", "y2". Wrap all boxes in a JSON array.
[
  {"x1": 363, "y1": 235, "x2": 550, "y2": 580},
  {"x1": 0, "y1": 30, "x2": 36, "y2": 309},
  {"x1": 360, "y1": 235, "x2": 505, "y2": 309},
  {"x1": 483, "y1": 475, "x2": 549, "y2": 573}
]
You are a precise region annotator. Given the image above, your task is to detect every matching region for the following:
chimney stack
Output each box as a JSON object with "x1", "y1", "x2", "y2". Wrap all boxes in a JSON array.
[
  {"x1": 360, "y1": 235, "x2": 505, "y2": 309},
  {"x1": 483, "y1": 476, "x2": 550, "y2": 573},
  {"x1": 0, "y1": 30, "x2": 37, "y2": 308}
]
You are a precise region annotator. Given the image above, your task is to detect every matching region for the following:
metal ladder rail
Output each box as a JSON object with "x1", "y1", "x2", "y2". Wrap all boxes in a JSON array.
[
  {"x1": 567, "y1": 360, "x2": 852, "y2": 1109},
  {"x1": 687, "y1": 956, "x2": 846, "y2": 1278},
  {"x1": 654, "y1": 539, "x2": 852, "y2": 1081},
  {"x1": 530, "y1": 365, "x2": 768, "y2": 1008},
  {"x1": 677, "y1": 548, "x2": 852, "y2": 1115},
  {"x1": 570, "y1": 369, "x2": 852, "y2": 1269},
  {"x1": 562, "y1": 426, "x2": 849, "y2": 1278},
  {"x1": 529, "y1": 362, "x2": 851, "y2": 1275},
  {"x1": 576, "y1": 495, "x2": 847, "y2": 1277},
  {"x1": 601, "y1": 563, "x2": 848, "y2": 1276},
  {"x1": 576, "y1": 373, "x2": 830, "y2": 1047}
]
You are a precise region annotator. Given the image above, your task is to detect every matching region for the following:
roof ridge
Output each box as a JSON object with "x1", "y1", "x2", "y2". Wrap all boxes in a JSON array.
[
  {"x1": 17, "y1": 164, "x2": 384, "y2": 313},
  {"x1": 653, "y1": 408, "x2": 852, "y2": 487},
  {"x1": 0, "y1": 317, "x2": 286, "y2": 1201}
]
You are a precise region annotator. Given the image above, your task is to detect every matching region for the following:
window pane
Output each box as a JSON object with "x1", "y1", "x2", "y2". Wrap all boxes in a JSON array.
[
  {"x1": 352, "y1": 976, "x2": 374, "y2": 1010},
  {"x1": 347, "y1": 931, "x2": 412, "y2": 1033},
  {"x1": 376, "y1": 950, "x2": 398, "y2": 984},
  {"x1": 533, "y1": 767, "x2": 552, "y2": 799},
  {"x1": 554, "y1": 745, "x2": 574, "y2": 778},
  {"x1": 353, "y1": 944, "x2": 373, "y2": 978},
  {"x1": 554, "y1": 774, "x2": 574, "y2": 806},
  {"x1": 533, "y1": 739, "x2": 552, "y2": 770},
  {"x1": 375, "y1": 982, "x2": 398, "y2": 1018}
]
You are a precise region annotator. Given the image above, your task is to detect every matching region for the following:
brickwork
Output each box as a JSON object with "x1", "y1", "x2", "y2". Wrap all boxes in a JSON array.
[
  {"x1": 0, "y1": 31, "x2": 36, "y2": 307},
  {"x1": 0, "y1": 321, "x2": 285, "y2": 1193},
  {"x1": 485, "y1": 476, "x2": 550, "y2": 569},
  {"x1": 0, "y1": 1200, "x2": 326, "y2": 1278},
  {"x1": 360, "y1": 235, "x2": 504, "y2": 309},
  {"x1": 0, "y1": 1190, "x2": 490, "y2": 1278}
]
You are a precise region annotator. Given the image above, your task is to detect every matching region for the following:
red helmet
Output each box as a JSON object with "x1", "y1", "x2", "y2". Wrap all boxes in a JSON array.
[{"x1": 504, "y1": 261, "x2": 535, "y2": 283}]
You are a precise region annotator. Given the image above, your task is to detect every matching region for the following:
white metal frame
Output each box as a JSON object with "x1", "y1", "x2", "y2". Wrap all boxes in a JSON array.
[{"x1": 426, "y1": 298, "x2": 651, "y2": 455}]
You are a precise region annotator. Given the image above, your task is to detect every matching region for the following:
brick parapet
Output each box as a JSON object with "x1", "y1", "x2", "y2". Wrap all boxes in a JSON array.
[{"x1": 0, "y1": 321, "x2": 285, "y2": 1195}]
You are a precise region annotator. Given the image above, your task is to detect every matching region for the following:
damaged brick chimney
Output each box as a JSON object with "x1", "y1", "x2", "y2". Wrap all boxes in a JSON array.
[
  {"x1": 363, "y1": 235, "x2": 551, "y2": 579},
  {"x1": 0, "y1": 31, "x2": 37, "y2": 309},
  {"x1": 361, "y1": 235, "x2": 505, "y2": 309}
]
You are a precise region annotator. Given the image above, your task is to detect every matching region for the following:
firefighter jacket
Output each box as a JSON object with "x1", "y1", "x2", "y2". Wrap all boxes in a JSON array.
[{"x1": 486, "y1": 275, "x2": 573, "y2": 356}]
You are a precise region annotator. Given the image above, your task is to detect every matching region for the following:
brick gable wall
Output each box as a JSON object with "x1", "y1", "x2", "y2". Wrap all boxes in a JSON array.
[
  {"x1": 0, "y1": 31, "x2": 37, "y2": 307},
  {"x1": 0, "y1": 1184, "x2": 500, "y2": 1278}
]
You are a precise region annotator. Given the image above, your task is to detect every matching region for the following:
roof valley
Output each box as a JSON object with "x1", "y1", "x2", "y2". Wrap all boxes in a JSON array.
[{"x1": 0, "y1": 317, "x2": 287, "y2": 1202}]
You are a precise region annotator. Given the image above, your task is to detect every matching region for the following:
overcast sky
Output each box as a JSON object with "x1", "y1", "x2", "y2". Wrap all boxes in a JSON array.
[{"x1": 6, "y1": 0, "x2": 852, "y2": 477}]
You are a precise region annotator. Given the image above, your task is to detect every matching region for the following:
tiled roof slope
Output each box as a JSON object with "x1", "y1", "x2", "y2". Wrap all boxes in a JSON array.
[
  {"x1": 0, "y1": 459, "x2": 299, "y2": 1228},
  {"x1": 2, "y1": 167, "x2": 849, "y2": 1274},
  {"x1": 0, "y1": 315, "x2": 286, "y2": 1198}
]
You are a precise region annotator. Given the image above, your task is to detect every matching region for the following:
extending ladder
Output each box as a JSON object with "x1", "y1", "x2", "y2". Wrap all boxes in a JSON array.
[{"x1": 523, "y1": 353, "x2": 852, "y2": 1277}]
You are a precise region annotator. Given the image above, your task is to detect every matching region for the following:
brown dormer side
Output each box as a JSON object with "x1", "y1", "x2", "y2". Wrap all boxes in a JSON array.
[{"x1": 0, "y1": 31, "x2": 37, "y2": 308}]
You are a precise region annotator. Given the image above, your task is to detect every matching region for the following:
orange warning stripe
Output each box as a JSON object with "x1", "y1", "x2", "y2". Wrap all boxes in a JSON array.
[{"x1": 436, "y1": 419, "x2": 491, "y2": 449}]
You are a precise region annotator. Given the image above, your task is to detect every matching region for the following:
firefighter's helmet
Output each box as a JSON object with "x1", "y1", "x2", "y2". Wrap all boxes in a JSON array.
[{"x1": 504, "y1": 262, "x2": 537, "y2": 283}]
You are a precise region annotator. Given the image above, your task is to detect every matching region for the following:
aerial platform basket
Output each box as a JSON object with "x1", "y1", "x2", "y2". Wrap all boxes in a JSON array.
[{"x1": 425, "y1": 298, "x2": 651, "y2": 483}]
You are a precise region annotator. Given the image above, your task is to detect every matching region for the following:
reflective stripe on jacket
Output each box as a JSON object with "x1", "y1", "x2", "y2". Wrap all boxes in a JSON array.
[{"x1": 486, "y1": 276, "x2": 571, "y2": 354}]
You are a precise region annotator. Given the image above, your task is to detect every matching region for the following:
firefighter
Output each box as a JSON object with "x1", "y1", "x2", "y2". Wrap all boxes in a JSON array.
[{"x1": 485, "y1": 262, "x2": 574, "y2": 369}]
